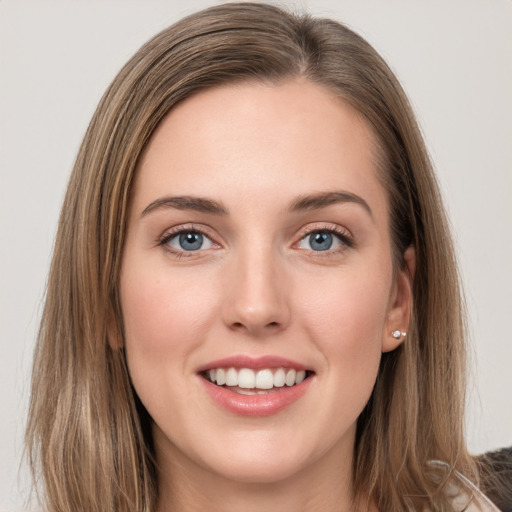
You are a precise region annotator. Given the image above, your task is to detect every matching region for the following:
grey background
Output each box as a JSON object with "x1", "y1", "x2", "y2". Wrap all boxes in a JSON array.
[{"x1": 1, "y1": 1, "x2": 511, "y2": 510}]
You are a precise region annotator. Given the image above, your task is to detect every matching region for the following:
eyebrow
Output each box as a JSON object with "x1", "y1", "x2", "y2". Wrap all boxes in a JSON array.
[
  {"x1": 289, "y1": 191, "x2": 373, "y2": 218},
  {"x1": 140, "y1": 190, "x2": 372, "y2": 219},
  {"x1": 141, "y1": 196, "x2": 228, "y2": 217}
]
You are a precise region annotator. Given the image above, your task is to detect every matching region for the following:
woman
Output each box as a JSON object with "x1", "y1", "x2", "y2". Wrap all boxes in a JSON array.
[{"x1": 25, "y1": 3, "x2": 506, "y2": 511}]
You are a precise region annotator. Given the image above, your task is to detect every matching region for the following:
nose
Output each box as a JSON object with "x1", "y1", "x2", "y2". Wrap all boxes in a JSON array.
[{"x1": 221, "y1": 244, "x2": 290, "y2": 337}]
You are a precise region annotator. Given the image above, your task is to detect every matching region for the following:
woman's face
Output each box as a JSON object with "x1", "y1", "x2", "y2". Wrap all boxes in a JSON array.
[{"x1": 120, "y1": 79, "x2": 412, "y2": 486}]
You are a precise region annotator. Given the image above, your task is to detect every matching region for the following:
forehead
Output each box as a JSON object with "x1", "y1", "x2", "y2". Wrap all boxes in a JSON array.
[{"x1": 133, "y1": 79, "x2": 387, "y2": 221}]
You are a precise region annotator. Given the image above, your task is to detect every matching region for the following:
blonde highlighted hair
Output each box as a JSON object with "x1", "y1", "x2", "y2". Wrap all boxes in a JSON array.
[{"x1": 26, "y1": 3, "x2": 480, "y2": 511}]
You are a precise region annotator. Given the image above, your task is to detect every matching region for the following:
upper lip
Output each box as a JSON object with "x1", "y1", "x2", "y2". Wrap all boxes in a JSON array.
[{"x1": 196, "y1": 355, "x2": 310, "y2": 373}]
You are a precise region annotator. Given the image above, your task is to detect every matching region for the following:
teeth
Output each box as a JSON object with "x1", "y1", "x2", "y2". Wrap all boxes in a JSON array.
[
  {"x1": 296, "y1": 370, "x2": 306, "y2": 384},
  {"x1": 238, "y1": 368, "x2": 256, "y2": 388},
  {"x1": 255, "y1": 369, "x2": 274, "y2": 389},
  {"x1": 216, "y1": 368, "x2": 226, "y2": 386},
  {"x1": 273, "y1": 368, "x2": 285, "y2": 387},
  {"x1": 285, "y1": 369, "x2": 296, "y2": 386},
  {"x1": 206, "y1": 367, "x2": 309, "y2": 389},
  {"x1": 226, "y1": 367, "x2": 238, "y2": 386},
  {"x1": 235, "y1": 388, "x2": 275, "y2": 395}
]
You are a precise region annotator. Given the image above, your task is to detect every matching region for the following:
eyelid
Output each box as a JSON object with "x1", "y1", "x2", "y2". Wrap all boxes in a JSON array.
[
  {"x1": 158, "y1": 223, "x2": 221, "y2": 256},
  {"x1": 156, "y1": 222, "x2": 353, "y2": 257},
  {"x1": 293, "y1": 223, "x2": 354, "y2": 252}
]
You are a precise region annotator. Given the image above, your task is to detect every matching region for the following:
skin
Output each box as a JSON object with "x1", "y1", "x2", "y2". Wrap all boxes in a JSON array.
[{"x1": 120, "y1": 78, "x2": 413, "y2": 512}]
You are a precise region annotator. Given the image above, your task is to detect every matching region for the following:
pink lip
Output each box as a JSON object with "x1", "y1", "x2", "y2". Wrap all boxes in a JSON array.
[
  {"x1": 199, "y1": 375, "x2": 312, "y2": 417},
  {"x1": 196, "y1": 355, "x2": 314, "y2": 417},
  {"x1": 196, "y1": 355, "x2": 309, "y2": 372}
]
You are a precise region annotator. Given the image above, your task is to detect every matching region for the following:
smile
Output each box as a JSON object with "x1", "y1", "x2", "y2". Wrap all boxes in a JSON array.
[
  {"x1": 204, "y1": 367, "x2": 309, "y2": 394},
  {"x1": 198, "y1": 356, "x2": 315, "y2": 416}
]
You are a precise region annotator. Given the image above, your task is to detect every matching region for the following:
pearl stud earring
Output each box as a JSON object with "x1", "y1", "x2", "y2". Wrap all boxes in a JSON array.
[{"x1": 392, "y1": 330, "x2": 407, "y2": 339}]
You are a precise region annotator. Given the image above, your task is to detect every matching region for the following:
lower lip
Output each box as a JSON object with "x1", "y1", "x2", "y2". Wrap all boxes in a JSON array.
[{"x1": 199, "y1": 376, "x2": 313, "y2": 416}]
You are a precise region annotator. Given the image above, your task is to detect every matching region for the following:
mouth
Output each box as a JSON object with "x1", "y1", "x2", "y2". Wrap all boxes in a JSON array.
[
  {"x1": 197, "y1": 355, "x2": 315, "y2": 416},
  {"x1": 201, "y1": 367, "x2": 314, "y2": 395}
]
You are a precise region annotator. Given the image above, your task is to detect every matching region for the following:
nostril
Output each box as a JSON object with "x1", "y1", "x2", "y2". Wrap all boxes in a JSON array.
[{"x1": 231, "y1": 322, "x2": 281, "y2": 330}]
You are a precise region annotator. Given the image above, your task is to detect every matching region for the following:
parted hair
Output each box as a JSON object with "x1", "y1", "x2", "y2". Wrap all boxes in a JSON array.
[{"x1": 26, "y1": 3, "x2": 480, "y2": 511}]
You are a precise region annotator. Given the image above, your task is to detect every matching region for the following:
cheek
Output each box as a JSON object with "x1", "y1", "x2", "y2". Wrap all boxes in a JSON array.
[
  {"x1": 283, "y1": 264, "x2": 391, "y2": 449},
  {"x1": 120, "y1": 263, "x2": 219, "y2": 382},
  {"x1": 297, "y1": 267, "x2": 390, "y2": 341},
  {"x1": 294, "y1": 265, "x2": 391, "y2": 388}
]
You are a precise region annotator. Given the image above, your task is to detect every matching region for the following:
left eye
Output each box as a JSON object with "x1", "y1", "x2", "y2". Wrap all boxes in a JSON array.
[
  {"x1": 297, "y1": 231, "x2": 346, "y2": 252},
  {"x1": 166, "y1": 231, "x2": 214, "y2": 252}
]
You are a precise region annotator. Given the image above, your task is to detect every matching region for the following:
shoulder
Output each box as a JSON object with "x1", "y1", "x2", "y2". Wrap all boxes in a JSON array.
[
  {"x1": 447, "y1": 469, "x2": 501, "y2": 511},
  {"x1": 428, "y1": 459, "x2": 503, "y2": 511},
  {"x1": 478, "y1": 446, "x2": 512, "y2": 512},
  {"x1": 432, "y1": 447, "x2": 512, "y2": 511}
]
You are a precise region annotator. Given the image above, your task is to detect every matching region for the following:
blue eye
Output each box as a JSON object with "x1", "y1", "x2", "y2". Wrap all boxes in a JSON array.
[
  {"x1": 297, "y1": 230, "x2": 349, "y2": 252},
  {"x1": 309, "y1": 232, "x2": 333, "y2": 251},
  {"x1": 166, "y1": 231, "x2": 214, "y2": 252}
]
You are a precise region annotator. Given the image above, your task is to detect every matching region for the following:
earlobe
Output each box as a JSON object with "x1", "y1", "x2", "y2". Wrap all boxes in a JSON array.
[{"x1": 382, "y1": 246, "x2": 415, "y2": 353}]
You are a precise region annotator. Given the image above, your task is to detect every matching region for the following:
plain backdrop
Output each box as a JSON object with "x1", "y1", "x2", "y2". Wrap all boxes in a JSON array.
[{"x1": 1, "y1": 1, "x2": 511, "y2": 510}]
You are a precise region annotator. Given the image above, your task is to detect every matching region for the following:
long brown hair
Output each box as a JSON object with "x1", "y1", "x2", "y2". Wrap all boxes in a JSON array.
[{"x1": 26, "y1": 3, "x2": 478, "y2": 511}]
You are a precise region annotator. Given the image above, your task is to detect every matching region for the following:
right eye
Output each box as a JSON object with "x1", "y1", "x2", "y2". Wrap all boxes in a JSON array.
[{"x1": 162, "y1": 230, "x2": 216, "y2": 253}]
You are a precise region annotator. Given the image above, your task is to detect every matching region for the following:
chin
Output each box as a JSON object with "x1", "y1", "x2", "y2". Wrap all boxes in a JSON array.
[
  {"x1": 195, "y1": 426, "x2": 338, "y2": 486},
  {"x1": 205, "y1": 452, "x2": 309, "y2": 485}
]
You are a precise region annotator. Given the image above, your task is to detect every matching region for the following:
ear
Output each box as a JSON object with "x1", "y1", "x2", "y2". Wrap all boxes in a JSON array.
[{"x1": 382, "y1": 246, "x2": 415, "y2": 353}]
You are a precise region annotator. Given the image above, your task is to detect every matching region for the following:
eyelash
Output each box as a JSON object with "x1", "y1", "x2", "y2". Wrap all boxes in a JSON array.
[
  {"x1": 158, "y1": 224, "x2": 216, "y2": 258},
  {"x1": 158, "y1": 223, "x2": 354, "y2": 258},
  {"x1": 295, "y1": 225, "x2": 354, "y2": 256}
]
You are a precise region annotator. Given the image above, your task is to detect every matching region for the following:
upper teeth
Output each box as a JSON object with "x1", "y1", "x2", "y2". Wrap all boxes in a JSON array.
[{"x1": 207, "y1": 368, "x2": 306, "y2": 389}]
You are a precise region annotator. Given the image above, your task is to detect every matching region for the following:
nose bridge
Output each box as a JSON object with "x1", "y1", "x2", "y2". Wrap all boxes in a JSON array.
[{"x1": 222, "y1": 237, "x2": 289, "y2": 335}]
